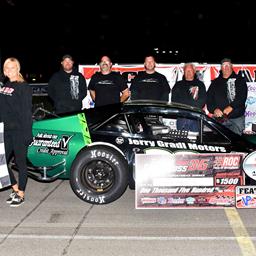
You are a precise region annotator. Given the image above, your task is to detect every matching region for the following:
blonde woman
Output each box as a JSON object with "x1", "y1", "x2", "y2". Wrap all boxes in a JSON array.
[{"x1": 0, "y1": 57, "x2": 33, "y2": 207}]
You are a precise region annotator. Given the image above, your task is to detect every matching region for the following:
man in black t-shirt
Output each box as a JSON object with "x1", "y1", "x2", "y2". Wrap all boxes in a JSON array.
[
  {"x1": 88, "y1": 56, "x2": 129, "y2": 107},
  {"x1": 171, "y1": 63, "x2": 207, "y2": 132},
  {"x1": 171, "y1": 63, "x2": 206, "y2": 108},
  {"x1": 130, "y1": 55, "x2": 170, "y2": 102}
]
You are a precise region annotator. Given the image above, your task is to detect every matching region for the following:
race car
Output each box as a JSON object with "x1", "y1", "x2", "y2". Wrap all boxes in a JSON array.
[{"x1": 19, "y1": 100, "x2": 256, "y2": 205}]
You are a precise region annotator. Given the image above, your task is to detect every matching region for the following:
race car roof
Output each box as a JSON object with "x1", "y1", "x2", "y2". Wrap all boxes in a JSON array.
[{"x1": 84, "y1": 100, "x2": 204, "y2": 128}]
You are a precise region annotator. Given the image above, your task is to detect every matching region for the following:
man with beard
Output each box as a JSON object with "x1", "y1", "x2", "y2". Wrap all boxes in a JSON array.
[
  {"x1": 206, "y1": 58, "x2": 247, "y2": 135},
  {"x1": 88, "y1": 56, "x2": 129, "y2": 107},
  {"x1": 48, "y1": 54, "x2": 87, "y2": 114}
]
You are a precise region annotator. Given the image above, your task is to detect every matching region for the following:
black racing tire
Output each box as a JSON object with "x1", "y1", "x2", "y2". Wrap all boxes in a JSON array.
[
  {"x1": 128, "y1": 165, "x2": 135, "y2": 190},
  {"x1": 70, "y1": 145, "x2": 129, "y2": 204}
]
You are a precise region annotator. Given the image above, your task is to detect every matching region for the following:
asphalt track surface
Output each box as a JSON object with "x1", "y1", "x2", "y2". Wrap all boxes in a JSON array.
[{"x1": 0, "y1": 176, "x2": 256, "y2": 256}]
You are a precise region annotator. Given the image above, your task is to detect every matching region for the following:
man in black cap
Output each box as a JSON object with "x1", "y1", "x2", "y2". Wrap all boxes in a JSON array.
[
  {"x1": 48, "y1": 54, "x2": 87, "y2": 114},
  {"x1": 206, "y1": 58, "x2": 248, "y2": 135}
]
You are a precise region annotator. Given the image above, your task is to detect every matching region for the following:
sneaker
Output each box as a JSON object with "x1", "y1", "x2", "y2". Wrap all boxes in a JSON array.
[
  {"x1": 6, "y1": 190, "x2": 17, "y2": 204},
  {"x1": 10, "y1": 194, "x2": 24, "y2": 207}
]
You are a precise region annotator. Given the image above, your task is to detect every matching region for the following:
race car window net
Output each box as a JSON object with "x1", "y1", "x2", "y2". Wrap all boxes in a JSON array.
[
  {"x1": 143, "y1": 114, "x2": 199, "y2": 142},
  {"x1": 97, "y1": 114, "x2": 131, "y2": 133}
]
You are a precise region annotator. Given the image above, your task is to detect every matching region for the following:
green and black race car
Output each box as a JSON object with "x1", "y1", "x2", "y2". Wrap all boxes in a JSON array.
[{"x1": 21, "y1": 101, "x2": 256, "y2": 205}]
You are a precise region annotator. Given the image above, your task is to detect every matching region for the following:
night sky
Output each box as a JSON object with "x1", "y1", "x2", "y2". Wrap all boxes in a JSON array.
[{"x1": 1, "y1": 0, "x2": 255, "y2": 82}]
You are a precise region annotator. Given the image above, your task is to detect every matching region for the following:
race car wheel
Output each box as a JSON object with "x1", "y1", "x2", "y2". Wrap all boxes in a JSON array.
[{"x1": 70, "y1": 145, "x2": 128, "y2": 204}]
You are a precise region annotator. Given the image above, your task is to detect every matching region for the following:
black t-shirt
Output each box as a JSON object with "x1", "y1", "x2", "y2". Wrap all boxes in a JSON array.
[
  {"x1": 171, "y1": 78, "x2": 207, "y2": 108},
  {"x1": 88, "y1": 72, "x2": 128, "y2": 107},
  {"x1": 130, "y1": 71, "x2": 170, "y2": 101}
]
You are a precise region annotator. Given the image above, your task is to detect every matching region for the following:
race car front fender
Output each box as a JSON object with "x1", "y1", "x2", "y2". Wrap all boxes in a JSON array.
[{"x1": 87, "y1": 142, "x2": 125, "y2": 157}]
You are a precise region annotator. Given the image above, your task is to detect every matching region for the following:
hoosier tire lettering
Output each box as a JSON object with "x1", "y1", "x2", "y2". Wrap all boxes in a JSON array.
[
  {"x1": 76, "y1": 188, "x2": 105, "y2": 203},
  {"x1": 90, "y1": 149, "x2": 119, "y2": 165}
]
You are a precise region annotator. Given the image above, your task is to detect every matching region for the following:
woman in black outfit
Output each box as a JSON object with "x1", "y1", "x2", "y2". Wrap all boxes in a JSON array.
[{"x1": 0, "y1": 57, "x2": 33, "y2": 207}]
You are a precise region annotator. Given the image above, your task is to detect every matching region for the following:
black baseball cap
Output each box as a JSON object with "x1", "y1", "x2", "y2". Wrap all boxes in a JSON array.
[{"x1": 62, "y1": 54, "x2": 73, "y2": 61}]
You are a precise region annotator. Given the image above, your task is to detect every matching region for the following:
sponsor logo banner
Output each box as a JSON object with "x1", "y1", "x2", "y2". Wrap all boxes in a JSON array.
[{"x1": 236, "y1": 186, "x2": 256, "y2": 208}]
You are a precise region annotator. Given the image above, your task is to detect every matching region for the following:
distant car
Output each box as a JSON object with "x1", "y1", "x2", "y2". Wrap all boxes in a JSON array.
[{"x1": 16, "y1": 100, "x2": 256, "y2": 205}]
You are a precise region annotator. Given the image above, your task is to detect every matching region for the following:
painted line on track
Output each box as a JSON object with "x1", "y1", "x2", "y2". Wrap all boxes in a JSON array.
[
  {"x1": 1, "y1": 234, "x2": 256, "y2": 241},
  {"x1": 225, "y1": 208, "x2": 256, "y2": 256}
]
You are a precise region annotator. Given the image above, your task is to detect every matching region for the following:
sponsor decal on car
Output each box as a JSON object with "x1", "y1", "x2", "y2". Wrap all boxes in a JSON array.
[
  {"x1": 115, "y1": 137, "x2": 124, "y2": 145},
  {"x1": 31, "y1": 133, "x2": 73, "y2": 156},
  {"x1": 128, "y1": 138, "x2": 226, "y2": 152}
]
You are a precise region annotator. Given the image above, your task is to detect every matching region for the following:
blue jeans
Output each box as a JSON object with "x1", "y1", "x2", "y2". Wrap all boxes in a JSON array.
[
  {"x1": 222, "y1": 116, "x2": 245, "y2": 135},
  {"x1": 177, "y1": 118, "x2": 199, "y2": 132}
]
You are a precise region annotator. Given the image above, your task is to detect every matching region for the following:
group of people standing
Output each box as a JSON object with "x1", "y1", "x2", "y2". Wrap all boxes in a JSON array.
[
  {"x1": 47, "y1": 54, "x2": 248, "y2": 137},
  {"x1": 171, "y1": 58, "x2": 247, "y2": 135},
  {"x1": 47, "y1": 54, "x2": 171, "y2": 111},
  {"x1": 0, "y1": 54, "x2": 248, "y2": 207},
  {"x1": 48, "y1": 55, "x2": 247, "y2": 137}
]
